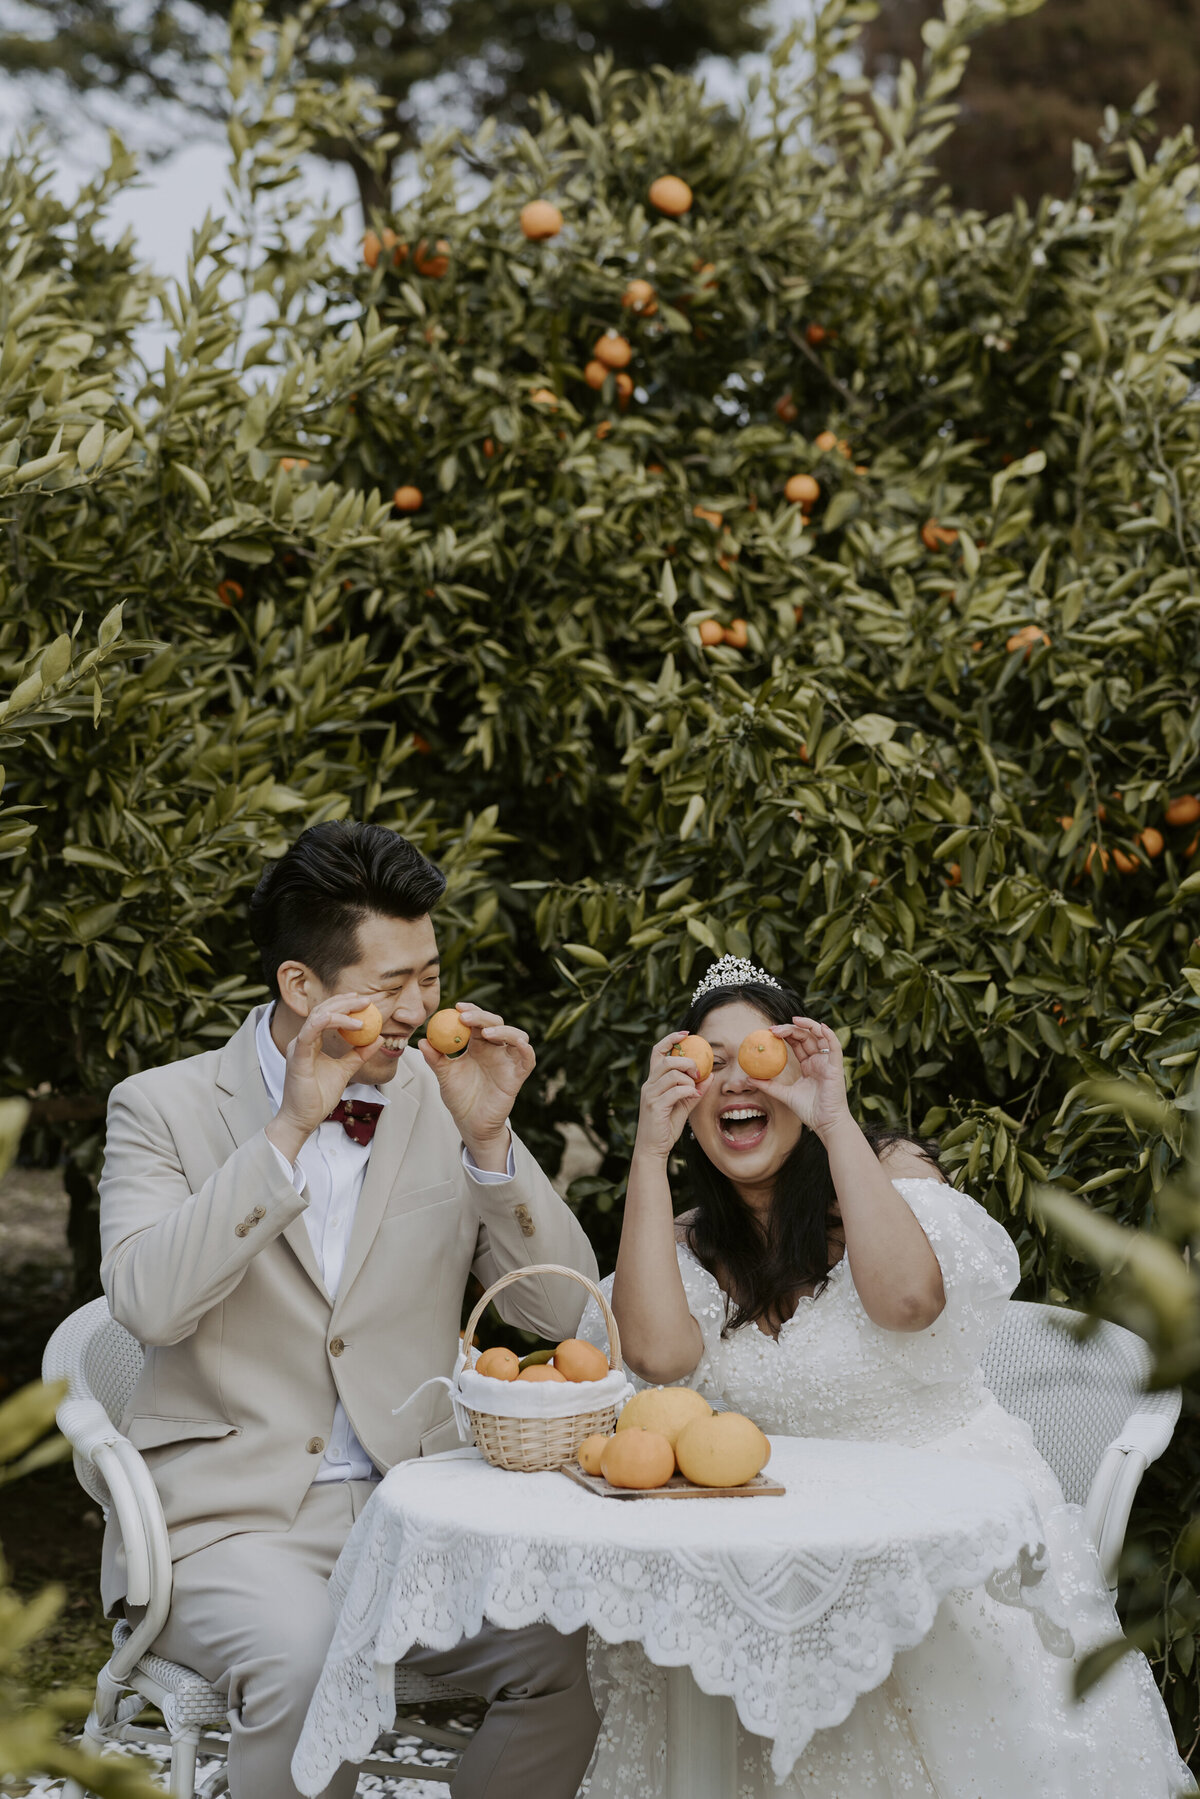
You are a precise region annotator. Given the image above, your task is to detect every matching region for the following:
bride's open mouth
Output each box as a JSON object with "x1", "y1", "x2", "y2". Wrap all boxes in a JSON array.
[{"x1": 717, "y1": 1105, "x2": 769, "y2": 1150}]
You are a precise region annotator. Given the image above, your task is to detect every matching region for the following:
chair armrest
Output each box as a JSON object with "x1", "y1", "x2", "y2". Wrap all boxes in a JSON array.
[{"x1": 1083, "y1": 1389, "x2": 1182, "y2": 1592}]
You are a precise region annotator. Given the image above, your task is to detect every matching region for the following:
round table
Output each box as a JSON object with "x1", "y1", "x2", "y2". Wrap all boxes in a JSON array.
[{"x1": 292, "y1": 1437, "x2": 1062, "y2": 1797}]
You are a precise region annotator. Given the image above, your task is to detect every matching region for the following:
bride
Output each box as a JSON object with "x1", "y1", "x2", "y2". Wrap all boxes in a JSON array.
[{"x1": 577, "y1": 956, "x2": 1195, "y2": 1798}]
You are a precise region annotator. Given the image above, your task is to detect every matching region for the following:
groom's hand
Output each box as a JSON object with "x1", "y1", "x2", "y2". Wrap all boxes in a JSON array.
[
  {"x1": 420, "y1": 1001, "x2": 534, "y2": 1170},
  {"x1": 266, "y1": 993, "x2": 382, "y2": 1165}
]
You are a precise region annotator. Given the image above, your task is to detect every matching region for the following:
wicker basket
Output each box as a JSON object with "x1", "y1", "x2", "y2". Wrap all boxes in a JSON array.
[{"x1": 458, "y1": 1264, "x2": 623, "y2": 1472}]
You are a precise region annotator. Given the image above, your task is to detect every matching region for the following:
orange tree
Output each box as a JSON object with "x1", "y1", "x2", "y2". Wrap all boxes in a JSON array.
[{"x1": 2, "y1": 0, "x2": 1200, "y2": 1754}]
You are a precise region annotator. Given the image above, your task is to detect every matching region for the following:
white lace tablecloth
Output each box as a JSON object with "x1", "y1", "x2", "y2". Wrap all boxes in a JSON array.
[{"x1": 293, "y1": 1437, "x2": 1061, "y2": 1794}]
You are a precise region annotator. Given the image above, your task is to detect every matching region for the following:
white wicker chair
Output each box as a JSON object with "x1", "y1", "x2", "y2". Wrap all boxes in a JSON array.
[
  {"x1": 43, "y1": 1297, "x2": 477, "y2": 1798},
  {"x1": 979, "y1": 1299, "x2": 1182, "y2": 1592}
]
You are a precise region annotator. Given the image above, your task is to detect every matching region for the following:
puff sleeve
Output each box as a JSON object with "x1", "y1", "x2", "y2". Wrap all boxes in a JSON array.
[{"x1": 866, "y1": 1177, "x2": 1020, "y2": 1384}]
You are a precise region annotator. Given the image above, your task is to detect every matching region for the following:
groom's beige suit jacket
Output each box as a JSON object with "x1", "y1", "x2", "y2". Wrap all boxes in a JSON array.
[{"x1": 97, "y1": 1004, "x2": 598, "y2": 1610}]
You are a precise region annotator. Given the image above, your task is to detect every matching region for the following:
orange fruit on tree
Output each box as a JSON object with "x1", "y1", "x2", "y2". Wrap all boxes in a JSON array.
[
  {"x1": 217, "y1": 579, "x2": 243, "y2": 606},
  {"x1": 837, "y1": 439, "x2": 852, "y2": 458},
  {"x1": 584, "y1": 360, "x2": 608, "y2": 390},
  {"x1": 411, "y1": 732, "x2": 432, "y2": 755},
  {"x1": 946, "y1": 863, "x2": 962, "y2": 887},
  {"x1": 1058, "y1": 815, "x2": 1075, "y2": 831},
  {"x1": 698, "y1": 620, "x2": 725, "y2": 647},
  {"x1": 785, "y1": 473, "x2": 820, "y2": 506},
  {"x1": 648, "y1": 175, "x2": 693, "y2": 216},
  {"x1": 594, "y1": 332, "x2": 632, "y2": 370},
  {"x1": 601, "y1": 1429, "x2": 675, "y2": 1489},
  {"x1": 577, "y1": 1433, "x2": 611, "y2": 1475},
  {"x1": 670, "y1": 1034, "x2": 714, "y2": 1081},
  {"x1": 520, "y1": 200, "x2": 563, "y2": 240},
  {"x1": 693, "y1": 504, "x2": 723, "y2": 530},
  {"x1": 1165, "y1": 794, "x2": 1200, "y2": 827},
  {"x1": 815, "y1": 430, "x2": 838, "y2": 452},
  {"x1": 483, "y1": 437, "x2": 495, "y2": 458},
  {"x1": 805, "y1": 322, "x2": 828, "y2": 345},
  {"x1": 393, "y1": 485, "x2": 423, "y2": 512},
  {"x1": 1112, "y1": 847, "x2": 1139, "y2": 874},
  {"x1": 623, "y1": 278, "x2": 658, "y2": 316},
  {"x1": 552, "y1": 1339, "x2": 611, "y2": 1382},
  {"x1": 1006, "y1": 624, "x2": 1050, "y2": 659},
  {"x1": 737, "y1": 1030, "x2": 787, "y2": 1080},
  {"x1": 517, "y1": 1363, "x2": 568, "y2": 1383},
  {"x1": 413, "y1": 238, "x2": 450, "y2": 277},
  {"x1": 920, "y1": 519, "x2": 958, "y2": 551},
  {"x1": 724, "y1": 619, "x2": 749, "y2": 649},
  {"x1": 1137, "y1": 827, "x2": 1164, "y2": 858},
  {"x1": 1085, "y1": 842, "x2": 1110, "y2": 875},
  {"x1": 362, "y1": 230, "x2": 382, "y2": 268},
  {"x1": 595, "y1": 420, "x2": 613, "y2": 440},
  {"x1": 774, "y1": 392, "x2": 798, "y2": 424},
  {"x1": 339, "y1": 1002, "x2": 383, "y2": 1047},
  {"x1": 615, "y1": 371, "x2": 634, "y2": 408},
  {"x1": 529, "y1": 387, "x2": 558, "y2": 408},
  {"x1": 381, "y1": 228, "x2": 407, "y2": 265},
  {"x1": 475, "y1": 1347, "x2": 520, "y2": 1381}
]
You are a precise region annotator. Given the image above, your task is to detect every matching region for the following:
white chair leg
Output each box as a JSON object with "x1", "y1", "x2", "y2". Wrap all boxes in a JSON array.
[{"x1": 169, "y1": 1728, "x2": 200, "y2": 1798}]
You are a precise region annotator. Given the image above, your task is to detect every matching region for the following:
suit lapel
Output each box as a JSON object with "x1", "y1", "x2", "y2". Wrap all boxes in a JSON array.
[
  {"x1": 215, "y1": 1006, "x2": 330, "y2": 1303},
  {"x1": 333, "y1": 1060, "x2": 420, "y2": 1312}
]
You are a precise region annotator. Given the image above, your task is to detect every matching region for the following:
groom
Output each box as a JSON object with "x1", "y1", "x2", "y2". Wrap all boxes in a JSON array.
[{"x1": 98, "y1": 820, "x2": 601, "y2": 1799}]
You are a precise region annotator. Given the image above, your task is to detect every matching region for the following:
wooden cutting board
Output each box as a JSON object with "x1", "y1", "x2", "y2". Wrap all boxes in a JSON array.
[{"x1": 560, "y1": 1465, "x2": 785, "y2": 1500}]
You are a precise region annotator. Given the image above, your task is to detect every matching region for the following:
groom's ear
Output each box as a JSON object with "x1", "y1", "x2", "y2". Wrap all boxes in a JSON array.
[{"x1": 277, "y1": 960, "x2": 316, "y2": 1017}]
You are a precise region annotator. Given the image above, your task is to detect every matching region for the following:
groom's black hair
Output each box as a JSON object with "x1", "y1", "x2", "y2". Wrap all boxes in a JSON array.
[
  {"x1": 677, "y1": 977, "x2": 940, "y2": 1339},
  {"x1": 249, "y1": 821, "x2": 447, "y2": 999}
]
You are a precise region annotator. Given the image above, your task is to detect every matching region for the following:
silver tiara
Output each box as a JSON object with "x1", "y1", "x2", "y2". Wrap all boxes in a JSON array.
[{"x1": 691, "y1": 955, "x2": 782, "y2": 1004}]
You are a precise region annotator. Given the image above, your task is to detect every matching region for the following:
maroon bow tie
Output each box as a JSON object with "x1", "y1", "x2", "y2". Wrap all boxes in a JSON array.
[{"x1": 325, "y1": 1098, "x2": 384, "y2": 1145}]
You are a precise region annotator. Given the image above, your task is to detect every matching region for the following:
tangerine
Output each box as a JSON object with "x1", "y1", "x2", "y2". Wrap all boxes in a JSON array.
[
  {"x1": 1006, "y1": 624, "x2": 1050, "y2": 658},
  {"x1": 520, "y1": 200, "x2": 563, "y2": 240},
  {"x1": 814, "y1": 430, "x2": 838, "y2": 452},
  {"x1": 474, "y1": 1347, "x2": 520, "y2": 1381},
  {"x1": 1112, "y1": 847, "x2": 1138, "y2": 874},
  {"x1": 693, "y1": 504, "x2": 723, "y2": 530},
  {"x1": 414, "y1": 238, "x2": 450, "y2": 277},
  {"x1": 362, "y1": 230, "x2": 382, "y2": 268},
  {"x1": 623, "y1": 278, "x2": 658, "y2": 315},
  {"x1": 584, "y1": 360, "x2": 609, "y2": 390},
  {"x1": 805, "y1": 322, "x2": 827, "y2": 345},
  {"x1": 1085, "y1": 842, "x2": 1110, "y2": 875},
  {"x1": 737, "y1": 1031, "x2": 787, "y2": 1080},
  {"x1": 529, "y1": 387, "x2": 558, "y2": 408},
  {"x1": 724, "y1": 619, "x2": 749, "y2": 649},
  {"x1": 785, "y1": 473, "x2": 820, "y2": 506},
  {"x1": 615, "y1": 371, "x2": 634, "y2": 408},
  {"x1": 648, "y1": 175, "x2": 693, "y2": 216},
  {"x1": 217, "y1": 579, "x2": 243, "y2": 606},
  {"x1": 1138, "y1": 827, "x2": 1164, "y2": 858},
  {"x1": 594, "y1": 332, "x2": 632, "y2": 370},
  {"x1": 601, "y1": 1428, "x2": 675, "y2": 1489},
  {"x1": 698, "y1": 620, "x2": 724, "y2": 647},
  {"x1": 517, "y1": 1364, "x2": 568, "y2": 1383},
  {"x1": 617, "y1": 1386, "x2": 711, "y2": 1452},
  {"x1": 577, "y1": 1433, "x2": 610, "y2": 1475},
  {"x1": 393, "y1": 485, "x2": 424, "y2": 512},
  {"x1": 920, "y1": 519, "x2": 958, "y2": 551},
  {"x1": 674, "y1": 1412, "x2": 768, "y2": 1488},
  {"x1": 1165, "y1": 795, "x2": 1200, "y2": 827},
  {"x1": 426, "y1": 1008, "x2": 471, "y2": 1056},
  {"x1": 552, "y1": 1339, "x2": 611, "y2": 1382},
  {"x1": 338, "y1": 1002, "x2": 383, "y2": 1047},
  {"x1": 670, "y1": 1034, "x2": 714, "y2": 1081},
  {"x1": 774, "y1": 393, "x2": 798, "y2": 424},
  {"x1": 946, "y1": 863, "x2": 962, "y2": 888}
]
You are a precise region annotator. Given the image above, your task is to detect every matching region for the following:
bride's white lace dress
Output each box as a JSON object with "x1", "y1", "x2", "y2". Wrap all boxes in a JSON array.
[{"x1": 577, "y1": 1176, "x2": 1196, "y2": 1797}]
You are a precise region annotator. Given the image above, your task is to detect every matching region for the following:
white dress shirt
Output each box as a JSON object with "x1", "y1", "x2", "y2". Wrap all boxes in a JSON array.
[{"x1": 256, "y1": 1006, "x2": 515, "y2": 1483}]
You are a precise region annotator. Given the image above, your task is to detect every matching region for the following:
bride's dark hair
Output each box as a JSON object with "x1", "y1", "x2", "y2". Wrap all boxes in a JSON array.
[{"x1": 678, "y1": 977, "x2": 939, "y2": 1339}]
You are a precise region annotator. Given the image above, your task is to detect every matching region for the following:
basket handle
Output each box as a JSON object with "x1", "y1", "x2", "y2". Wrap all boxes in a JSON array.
[{"x1": 462, "y1": 1263, "x2": 621, "y2": 1372}]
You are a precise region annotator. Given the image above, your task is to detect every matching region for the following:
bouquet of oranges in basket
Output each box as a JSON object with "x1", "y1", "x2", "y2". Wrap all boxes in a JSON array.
[{"x1": 473, "y1": 1338, "x2": 611, "y2": 1384}]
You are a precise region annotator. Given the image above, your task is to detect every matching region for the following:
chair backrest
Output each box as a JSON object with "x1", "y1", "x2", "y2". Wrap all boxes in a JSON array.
[
  {"x1": 979, "y1": 1299, "x2": 1151, "y2": 1506},
  {"x1": 42, "y1": 1296, "x2": 145, "y2": 1511}
]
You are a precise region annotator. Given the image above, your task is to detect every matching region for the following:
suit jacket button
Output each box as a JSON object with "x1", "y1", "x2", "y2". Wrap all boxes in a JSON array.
[
  {"x1": 514, "y1": 1204, "x2": 535, "y2": 1238},
  {"x1": 235, "y1": 1222, "x2": 250, "y2": 1238},
  {"x1": 329, "y1": 1337, "x2": 345, "y2": 1357},
  {"x1": 306, "y1": 1437, "x2": 325, "y2": 1455},
  {"x1": 250, "y1": 1205, "x2": 266, "y2": 1220}
]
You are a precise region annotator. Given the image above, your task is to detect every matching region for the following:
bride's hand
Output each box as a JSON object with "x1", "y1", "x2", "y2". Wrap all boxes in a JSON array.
[
  {"x1": 634, "y1": 1032, "x2": 711, "y2": 1162},
  {"x1": 749, "y1": 1017, "x2": 851, "y2": 1139}
]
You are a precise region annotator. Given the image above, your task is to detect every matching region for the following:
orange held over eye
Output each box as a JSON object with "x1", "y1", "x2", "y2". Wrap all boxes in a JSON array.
[
  {"x1": 552, "y1": 1339, "x2": 611, "y2": 1382},
  {"x1": 648, "y1": 175, "x2": 693, "y2": 216},
  {"x1": 594, "y1": 332, "x2": 632, "y2": 370},
  {"x1": 393, "y1": 485, "x2": 423, "y2": 512},
  {"x1": 475, "y1": 1347, "x2": 520, "y2": 1381},
  {"x1": 339, "y1": 1003, "x2": 383, "y2": 1048},
  {"x1": 426, "y1": 1009, "x2": 471, "y2": 1056},
  {"x1": 737, "y1": 1031, "x2": 787, "y2": 1080},
  {"x1": 520, "y1": 200, "x2": 563, "y2": 240},
  {"x1": 785, "y1": 473, "x2": 820, "y2": 507},
  {"x1": 670, "y1": 1034, "x2": 714, "y2": 1081}
]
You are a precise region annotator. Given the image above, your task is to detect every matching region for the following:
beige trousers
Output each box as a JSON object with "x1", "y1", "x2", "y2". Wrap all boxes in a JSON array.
[{"x1": 144, "y1": 1480, "x2": 598, "y2": 1799}]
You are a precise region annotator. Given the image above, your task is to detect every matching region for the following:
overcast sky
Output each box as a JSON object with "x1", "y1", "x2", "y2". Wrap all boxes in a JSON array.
[{"x1": 0, "y1": 0, "x2": 809, "y2": 283}]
